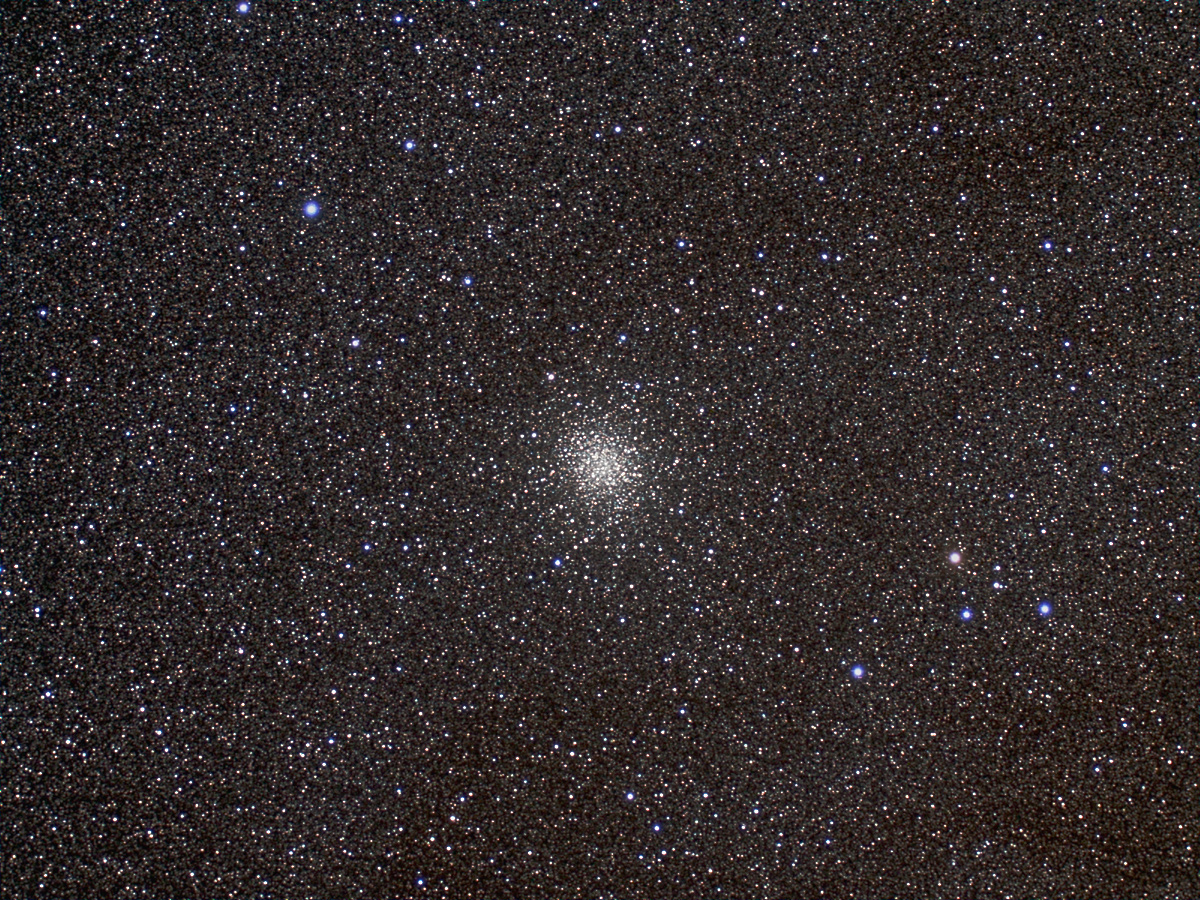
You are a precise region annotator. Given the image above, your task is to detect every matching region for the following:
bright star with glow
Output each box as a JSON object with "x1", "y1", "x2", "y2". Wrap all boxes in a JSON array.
[
  {"x1": 303, "y1": 200, "x2": 320, "y2": 218},
  {"x1": 1039, "y1": 601, "x2": 1053, "y2": 617},
  {"x1": 960, "y1": 607, "x2": 973, "y2": 621},
  {"x1": 949, "y1": 551, "x2": 962, "y2": 565},
  {"x1": 851, "y1": 665, "x2": 865, "y2": 679}
]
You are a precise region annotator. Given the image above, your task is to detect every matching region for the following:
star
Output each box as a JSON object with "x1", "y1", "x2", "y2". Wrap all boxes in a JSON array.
[
  {"x1": 948, "y1": 551, "x2": 962, "y2": 565},
  {"x1": 303, "y1": 200, "x2": 320, "y2": 218}
]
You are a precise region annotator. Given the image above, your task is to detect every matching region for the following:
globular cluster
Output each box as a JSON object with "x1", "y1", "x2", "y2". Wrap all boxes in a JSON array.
[{"x1": 4, "y1": 2, "x2": 1198, "y2": 898}]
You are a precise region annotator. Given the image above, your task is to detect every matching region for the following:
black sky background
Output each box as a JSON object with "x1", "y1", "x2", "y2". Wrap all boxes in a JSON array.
[{"x1": 4, "y1": 1, "x2": 1198, "y2": 897}]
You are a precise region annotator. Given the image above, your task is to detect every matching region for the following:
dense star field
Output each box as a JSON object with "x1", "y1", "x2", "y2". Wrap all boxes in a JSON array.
[{"x1": 4, "y1": 2, "x2": 1198, "y2": 897}]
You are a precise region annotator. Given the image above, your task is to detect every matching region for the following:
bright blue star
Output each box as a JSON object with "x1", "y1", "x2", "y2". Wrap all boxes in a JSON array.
[
  {"x1": 303, "y1": 200, "x2": 320, "y2": 218},
  {"x1": 677, "y1": 239, "x2": 687, "y2": 249},
  {"x1": 403, "y1": 139, "x2": 416, "y2": 151},
  {"x1": 960, "y1": 607, "x2": 973, "y2": 621},
  {"x1": 851, "y1": 665, "x2": 865, "y2": 679},
  {"x1": 1038, "y1": 601, "x2": 1053, "y2": 617},
  {"x1": 237, "y1": 1, "x2": 250, "y2": 13},
  {"x1": 1042, "y1": 239, "x2": 1054, "y2": 252},
  {"x1": 552, "y1": 558, "x2": 563, "y2": 568},
  {"x1": 462, "y1": 275, "x2": 473, "y2": 286}
]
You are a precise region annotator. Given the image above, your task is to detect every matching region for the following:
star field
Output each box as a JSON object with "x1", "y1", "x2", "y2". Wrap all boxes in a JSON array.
[{"x1": 4, "y1": 2, "x2": 1198, "y2": 897}]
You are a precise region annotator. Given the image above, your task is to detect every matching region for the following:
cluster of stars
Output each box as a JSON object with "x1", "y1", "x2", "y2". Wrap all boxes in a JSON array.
[{"x1": 7, "y1": 3, "x2": 1191, "y2": 897}]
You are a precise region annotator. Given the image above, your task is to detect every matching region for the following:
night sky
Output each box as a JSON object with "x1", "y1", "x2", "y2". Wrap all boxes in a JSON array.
[{"x1": 5, "y1": 2, "x2": 1198, "y2": 897}]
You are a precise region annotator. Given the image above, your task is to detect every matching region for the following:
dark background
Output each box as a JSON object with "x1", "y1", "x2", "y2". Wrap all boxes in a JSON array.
[{"x1": 3, "y1": 1, "x2": 1197, "y2": 897}]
